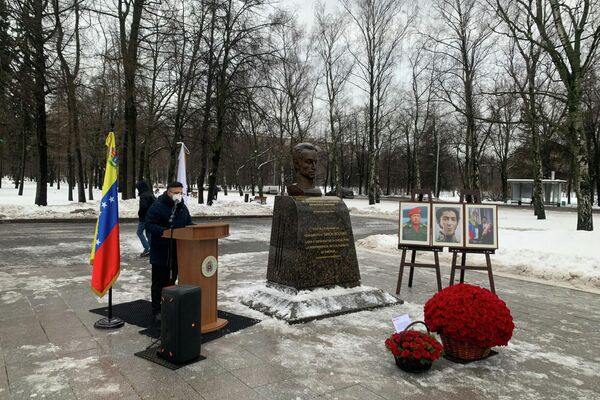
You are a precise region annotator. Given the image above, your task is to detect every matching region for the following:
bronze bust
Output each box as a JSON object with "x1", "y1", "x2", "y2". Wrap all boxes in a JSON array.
[{"x1": 287, "y1": 143, "x2": 322, "y2": 196}]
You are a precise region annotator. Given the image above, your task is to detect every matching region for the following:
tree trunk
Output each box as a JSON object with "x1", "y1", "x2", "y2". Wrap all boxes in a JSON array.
[
  {"x1": 18, "y1": 105, "x2": 31, "y2": 196},
  {"x1": 568, "y1": 90, "x2": 593, "y2": 230},
  {"x1": 589, "y1": 120, "x2": 600, "y2": 207},
  {"x1": 414, "y1": 142, "x2": 421, "y2": 190},
  {"x1": 32, "y1": 0, "x2": 48, "y2": 206},
  {"x1": 138, "y1": 141, "x2": 145, "y2": 182},
  {"x1": 18, "y1": 134, "x2": 26, "y2": 196},
  {"x1": 88, "y1": 165, "x2": 94, "y2": 200},
  {"x1": 67, "y1": 131, "x2": 74, "y2": 201},
  {"x1": 197, "y1": 174, "x2": 205, "y2": 204},
  {"x1": 119, "y1": 0, "x2": 144, "y2": 200},
  {"x1": 595, "y1": 136, "x2": 600, "y2": 207},
  {"x1": 386, "y1": 151, "x2": 391, "y2": 195},
  {"x1": 196, "y1": 1, "x2": 217, "y2": 204},
  {"x1": 531, "y1": 128, "x2": 546, "y2": 219},
  {"x1": 69, "y1": 84, "x2": 85, "y2": 203},
  {"x1": 526, "y1": 54, "x2": 546, "y2": 219},
  {"x1": 500, "y1": 160, "x2": 508, "y2": 203}
]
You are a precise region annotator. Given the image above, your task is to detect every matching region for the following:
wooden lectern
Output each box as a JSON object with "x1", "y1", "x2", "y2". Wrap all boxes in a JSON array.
[{"x1": 163, "y1": 223, "x2": 229, "y2": 333}]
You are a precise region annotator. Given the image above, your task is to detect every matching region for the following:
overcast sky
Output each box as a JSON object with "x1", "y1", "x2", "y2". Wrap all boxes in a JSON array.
[{"x1": 278, "y1": 0, "x2": 321, "y2": 29}]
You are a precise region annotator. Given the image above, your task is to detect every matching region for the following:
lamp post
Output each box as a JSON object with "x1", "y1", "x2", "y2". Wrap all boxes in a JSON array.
[{"x1": 257, "y1": 159, "x2": 274, "y2": 197}]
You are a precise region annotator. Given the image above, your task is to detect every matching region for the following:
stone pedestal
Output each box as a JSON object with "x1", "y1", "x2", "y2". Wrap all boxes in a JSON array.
[
  {"x1": 266, "y1": 196, "x2": 361, "y2": 289},
  {"x1": 243, "y1": 195, "x2": 401, "y2": 323},
  {"x1": 242, "y1": 284, "x2": 400, "y2": 324}
]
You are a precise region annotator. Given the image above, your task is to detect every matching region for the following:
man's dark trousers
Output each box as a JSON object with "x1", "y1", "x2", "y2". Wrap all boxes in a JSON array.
[{"x1": 151, "y1": 263, "x2": 178, "y2": 315}]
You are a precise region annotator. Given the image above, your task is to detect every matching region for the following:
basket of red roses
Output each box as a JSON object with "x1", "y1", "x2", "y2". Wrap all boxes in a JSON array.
[
  {"x1": 424, "y1": 283, "x2": 515, "y2": 361},
  {"x1": 384, "y1": 321, "x2": 443, "y2": 373}
]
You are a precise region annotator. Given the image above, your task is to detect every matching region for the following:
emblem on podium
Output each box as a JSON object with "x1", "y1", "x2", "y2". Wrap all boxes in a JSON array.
[{"x1": 201, "y1": 256, "x2": 218, "y2": 278}]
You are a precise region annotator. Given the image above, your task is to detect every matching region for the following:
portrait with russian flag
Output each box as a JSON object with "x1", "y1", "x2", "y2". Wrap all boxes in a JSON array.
[{"x1": 90, "y1": 132, "x2": 120, "y2": 297}]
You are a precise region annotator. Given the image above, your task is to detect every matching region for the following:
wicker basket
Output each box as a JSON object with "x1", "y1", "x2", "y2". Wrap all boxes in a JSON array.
[
  {"x1": 440, "y1": 334, "x2": 491, "y2": 361},
  {"x1": 392, "y1": 321, "x2": 436, "y2": 373}
]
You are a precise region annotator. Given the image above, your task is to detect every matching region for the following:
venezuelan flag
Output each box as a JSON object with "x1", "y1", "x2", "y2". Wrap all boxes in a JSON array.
[{"x1": 90, "y1": 132, "x2": 120, "y2": 297}]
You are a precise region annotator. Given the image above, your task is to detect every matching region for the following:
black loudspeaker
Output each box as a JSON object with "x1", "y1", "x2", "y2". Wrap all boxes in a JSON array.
[{"x1": 158, "y1": 284, "x2": 201, "y2": 364}]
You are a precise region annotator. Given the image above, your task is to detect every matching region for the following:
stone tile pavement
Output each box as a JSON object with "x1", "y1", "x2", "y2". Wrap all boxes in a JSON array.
[{"x1": 0, "y1": 219, "x2": 599, "y2": 399}]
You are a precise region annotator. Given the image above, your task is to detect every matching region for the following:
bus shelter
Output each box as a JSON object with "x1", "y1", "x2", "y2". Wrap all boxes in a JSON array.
[{"x1": 508, "y1": 178, "x2": 567, "y2": 206}]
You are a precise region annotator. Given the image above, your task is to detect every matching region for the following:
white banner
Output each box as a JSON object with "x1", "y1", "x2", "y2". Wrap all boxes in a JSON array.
[{"x1": 176, "y1": 142, "x2": 188, "y2": 205}]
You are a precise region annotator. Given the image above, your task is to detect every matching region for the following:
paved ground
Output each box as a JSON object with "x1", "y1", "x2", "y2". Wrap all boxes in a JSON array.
[{"x1": 0, "y1": 217, "x2": 599, "y2": 400}]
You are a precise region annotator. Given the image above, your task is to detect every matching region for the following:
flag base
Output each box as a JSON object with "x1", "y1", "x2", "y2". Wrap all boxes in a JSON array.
[{"x1": 94, "y1": 316, "x2": 124, "y2": 329}]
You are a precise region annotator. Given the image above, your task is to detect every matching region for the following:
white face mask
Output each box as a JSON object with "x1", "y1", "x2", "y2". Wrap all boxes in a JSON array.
[{"x1": 172, "y1": 193, "x2": 183, "y2": 203}]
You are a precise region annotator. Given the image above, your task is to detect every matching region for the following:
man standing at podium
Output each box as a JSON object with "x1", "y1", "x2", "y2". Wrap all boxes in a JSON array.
[{"x1": 145, "y1": 181, "x2": 192, "y2": 321}]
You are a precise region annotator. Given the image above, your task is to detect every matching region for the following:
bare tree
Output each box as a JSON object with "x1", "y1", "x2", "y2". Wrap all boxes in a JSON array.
[
  {"x1": 268, "y1": 10, "x2": 317, "y2": 144},
  {"x1": 0, "y1": 0, "x2": 11, "y2": 188},
  {"x1": 430, "y1": 0, "x2": 497, "y2": 191},
  {"x1": 496, "y1": 0, "x2": 599, "y2": 230},
  {"x1": 404, "y1": 42, "x2": 439, "y2": 193},
  {"x1": 53, "y1": 0, "x2": 86, "y2": 202},
  {"x1": 206, "y1": 0, "x2": 272, "y2": 205},
  {"x1": 137, "y1": 8, "x2": 177, "y2": 186},
  {"x1": 342, "y1": 0, "x2": 414, "y2": 204},
  {"x1": 196, "y1": 0, "x2": 219, "y2": 204},
  {"x1": 119, "y1": 0, "x2": 144, "y2": 199},
  {"x1": 314, "y1": 2, "x2": 353, "y2": 196},
  {"x1": 12, "y1": 0, "x2": 53, "y2": 206},
  {"x1": 163, "y1": 0, "x2": 207, "y2": 181},
  {"x1": 488, "y1": 82, "x2": 520, "y2": 202},
  {"x1": 583, "y1": 71, "x2": 600, "y2": 206},
  {"x1": 494, "y1": 3, "x2": 548, "y2": 218}
]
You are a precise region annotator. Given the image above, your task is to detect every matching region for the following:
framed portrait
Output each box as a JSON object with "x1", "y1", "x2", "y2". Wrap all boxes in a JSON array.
[
  {"x1": 398, "y1": 202, "x2": 431, "y2": 246},
  {"x1": 464, "y1": 204, "x2": 498, "y2": 249},
  {"x1": 431, "y1": 203, "x2": 464, "y2": 248}
]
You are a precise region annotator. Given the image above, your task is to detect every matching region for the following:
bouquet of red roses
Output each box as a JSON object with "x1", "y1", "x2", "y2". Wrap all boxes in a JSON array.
[
  {"x1": 424, "y1": 284, "x2": 514, "y2": 349},
  {"x1": 385, "y1": 328, "x2": 443, "y2": 365}
]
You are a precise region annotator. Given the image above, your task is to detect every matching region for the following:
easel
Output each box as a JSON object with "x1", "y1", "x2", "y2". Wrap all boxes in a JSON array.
[
  {"x1": 448, "y1": 190, "x2": 496, "y2": 293},
  {"x1": 396, "y1": 190, "x2": 443, "y2": 295}
]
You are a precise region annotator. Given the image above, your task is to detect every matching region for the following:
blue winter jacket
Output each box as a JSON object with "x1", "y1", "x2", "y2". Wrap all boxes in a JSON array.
[{"x1": 145, "y1": 192, "x2": 192, "y2": 265}]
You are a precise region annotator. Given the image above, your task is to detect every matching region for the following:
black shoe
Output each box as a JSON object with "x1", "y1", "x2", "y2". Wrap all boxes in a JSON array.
[{"x1": 141, "y1": 249, "x2": 150, "y2": 257}]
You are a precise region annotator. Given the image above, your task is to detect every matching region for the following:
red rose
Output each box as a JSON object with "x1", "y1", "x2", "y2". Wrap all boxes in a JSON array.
[{"x1": 424, "y1": 284, "x2": 514, "y2": 348}]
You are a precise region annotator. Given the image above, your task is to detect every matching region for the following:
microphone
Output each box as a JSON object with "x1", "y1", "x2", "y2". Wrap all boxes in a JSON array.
[{"x1": 169, "y1": 198, "x2": 180, "y2": 224}]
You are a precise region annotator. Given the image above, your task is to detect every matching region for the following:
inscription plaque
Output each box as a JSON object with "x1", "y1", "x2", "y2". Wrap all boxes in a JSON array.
[{"x1": 266, "y1": 195, "x2": 361, "y2": 289}]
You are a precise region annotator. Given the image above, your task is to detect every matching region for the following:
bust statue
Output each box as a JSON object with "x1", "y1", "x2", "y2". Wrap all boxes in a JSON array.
[{"x1": 287, "y1": 143, "x2": 322, "y2": 196}]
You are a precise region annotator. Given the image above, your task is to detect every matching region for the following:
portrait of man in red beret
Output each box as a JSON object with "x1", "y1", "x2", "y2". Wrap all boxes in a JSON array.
[{"x1": 401, "y1": 205, "x2": 429, "y2": 243}]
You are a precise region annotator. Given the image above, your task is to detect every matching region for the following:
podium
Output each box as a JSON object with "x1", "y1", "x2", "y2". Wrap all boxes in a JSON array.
[{"x1": 163, "y1": 223, "x2": 229, "y2": 333}]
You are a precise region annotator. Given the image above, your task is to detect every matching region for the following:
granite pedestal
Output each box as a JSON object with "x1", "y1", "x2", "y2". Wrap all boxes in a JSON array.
[{"x1": 244, "y1": 195, "x2": 401, "y2": 322}]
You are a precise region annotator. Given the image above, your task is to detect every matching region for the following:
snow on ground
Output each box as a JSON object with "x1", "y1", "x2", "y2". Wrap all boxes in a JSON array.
[
  {"x1": 356, "y1": 206, "x2": 599, "y2": 293},
  {"x1": 1, "y1": 178, "x2": 597, "y2": 292},
  {"x1": 0, "y1": 179, "x2": 271, "y2": 220}
]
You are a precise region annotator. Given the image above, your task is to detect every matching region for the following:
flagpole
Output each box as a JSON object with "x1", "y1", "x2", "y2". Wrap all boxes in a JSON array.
[
  {"x1": 94, "y1": 288, "x2": 124, "y2": 329},
  {"x1": 91, "y1": 130, "x2": 124, "y2": 330}
]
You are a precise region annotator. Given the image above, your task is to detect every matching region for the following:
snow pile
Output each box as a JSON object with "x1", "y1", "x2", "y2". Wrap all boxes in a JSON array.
[
  {"x1": 355, "y1": 234, "x2": 398, "y2": 250},
  {"x1": 242, "y1": 284, "x2": 399, "y2": 322}
]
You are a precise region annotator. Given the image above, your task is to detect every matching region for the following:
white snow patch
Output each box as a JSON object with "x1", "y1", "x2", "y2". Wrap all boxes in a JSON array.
[
  {"x1": 355, "y1": 234, "x2": 399, "y2": 251},
  {"x1": 20, "y1": 344, "x2": 60, "y2": 357},
  {"x1": 25, "y1": 356, "x2": 98, "y2": 395},
  {"x1": 507, "y1": 340, "x2": 600, "y2": 378},
  {"x1": 0, "y1": 179, "x2": 270, "y2": 220},
  {"x1": 1, "y1": 290, "x2": 21, "y2": 304},
  {"x1": 0, "y1": 271, "x2": 89, "y2": 300},
  {"x1": 88, "y1": 383, "x2": 121, "y2": 395}
]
